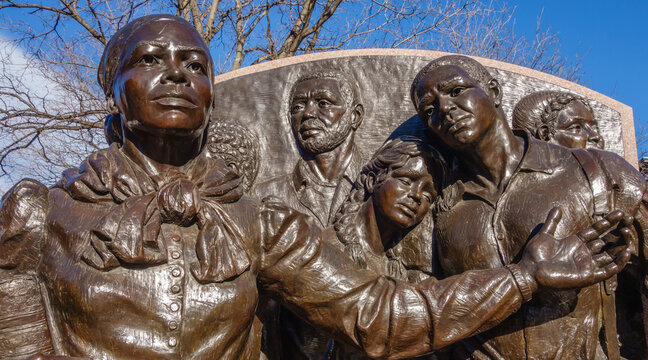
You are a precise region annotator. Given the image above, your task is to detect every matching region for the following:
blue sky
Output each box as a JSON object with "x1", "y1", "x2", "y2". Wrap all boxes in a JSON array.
[{"x1": 511, "y1": 1, "x2": 648, "y2": 157}]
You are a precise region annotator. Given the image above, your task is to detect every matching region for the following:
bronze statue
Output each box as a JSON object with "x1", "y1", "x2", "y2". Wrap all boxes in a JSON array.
[
  {"x1": 252, "y1": 70, "x2": 365, "y2": 227},
  {"x1": 252, "y1": 70, "x2": 365, "y2": 360},
  {"x1": 513, "y1": 90, "x2": 645, "y2": 359},
  {"x1": 411, "y1": 55, "x2": 646, "y2": 359},
  {"x1": 0, "y1": 15, "x2": 634, "y2": 360},
  {"x1": 513, "y1": 90, "x2": 604, "y2": 150},
  {"x1": 331, "y1": 136, "x2": 445, "y2": 359},
  {"x1": 334, "y1": 136, "x2": 444, "y2": 279}
]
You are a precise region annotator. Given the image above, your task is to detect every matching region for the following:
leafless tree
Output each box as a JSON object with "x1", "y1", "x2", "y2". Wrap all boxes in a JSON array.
[
  {"x1": 635, "y1": 121, "x2": 648, "y2": 159},
  {"x1": 0, "y1": 0, "x2": 580, "y2": 191}
]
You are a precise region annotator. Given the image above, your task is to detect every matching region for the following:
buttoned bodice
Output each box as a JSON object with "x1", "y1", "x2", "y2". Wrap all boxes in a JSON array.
[{"x1": 40, "y1": 188, "x2": 264, "y2": 359}]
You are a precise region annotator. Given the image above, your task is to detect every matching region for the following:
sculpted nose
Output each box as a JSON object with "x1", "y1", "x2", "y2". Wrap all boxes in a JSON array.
[
  {"x1": 409, "y1": 182, "x2": 423, "y2": 204},
  {"x1": 439, "y1": 96, "x2": 456, "y2": 116},
  {"x1": 161, "y1": 65, "x2": 189, "y2": 86},
  {"x1": 587, "y1": 128, "x2": 604, "y2": 149},
  {"x1": 304, "y1": 100, "x2": 317, "y2": 119}
]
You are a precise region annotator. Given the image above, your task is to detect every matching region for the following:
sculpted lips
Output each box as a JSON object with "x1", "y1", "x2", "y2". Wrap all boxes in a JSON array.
[
  {"x1": 300, "y1": 121, "x2": 324, "y2": 138},
  {"x1": 446, "y1": 115, "x2": 471, "y2": 135},
  {"x1": 396, "y1": 202, "x2": 418, "y2": 217},
  {"x1": 152, "y1": 94, "x2": 197, "y2": 109}
]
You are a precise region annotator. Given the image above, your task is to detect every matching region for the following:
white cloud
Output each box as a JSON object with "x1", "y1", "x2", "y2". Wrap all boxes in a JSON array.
[{"x1": 0, "y1": 36, "x2": 67, "y2": 194}]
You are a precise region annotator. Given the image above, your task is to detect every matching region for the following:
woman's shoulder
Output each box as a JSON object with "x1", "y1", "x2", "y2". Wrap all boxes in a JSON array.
[{"x1": 0, "y1": 179, "x2": 49, "y2": 270}]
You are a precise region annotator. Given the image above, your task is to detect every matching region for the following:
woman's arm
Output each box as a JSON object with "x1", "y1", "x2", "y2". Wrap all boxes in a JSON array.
[
  {"x1": 258, "y1": 203, "x2": 630, "y2": 359},
  {"x1": 0, "y1": 179, "x2": 48, "y2": 271}
]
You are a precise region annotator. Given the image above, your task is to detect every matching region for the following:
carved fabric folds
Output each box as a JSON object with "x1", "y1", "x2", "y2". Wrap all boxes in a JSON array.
[{"x1": 55, "y1": 143, "x2": 251, "y2": 283}]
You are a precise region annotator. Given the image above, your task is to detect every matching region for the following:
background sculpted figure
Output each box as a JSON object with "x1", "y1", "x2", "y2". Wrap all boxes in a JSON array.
[
  {"x1": 253, "y1": 70, "x2": 365, "y2": 227},
  {"x1": 252, "y1": 70, "x2": 365, "y2": 360},
  {"x1": 513, "y1": 90, "x2": 604, "y2": 150}
]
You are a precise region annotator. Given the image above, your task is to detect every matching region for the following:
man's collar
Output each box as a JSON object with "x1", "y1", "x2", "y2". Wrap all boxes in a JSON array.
[
  {"x1": 513, "y1": 130, "x2": 558, "y2": 175},
  {"x1": 292, "y1": 144, "x2": 363, "y2": 190},
  {"x1": 445, "y1": 130, "x2": 560, "y2": 205},
  {"x1": 449, "y1": 130, "x2": 556, "y2": 181}
]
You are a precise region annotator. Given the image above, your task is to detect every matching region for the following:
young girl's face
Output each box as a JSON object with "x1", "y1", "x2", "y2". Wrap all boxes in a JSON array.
[{"x1": 372, "y1": 155, "x2": 437, "y2": 230}]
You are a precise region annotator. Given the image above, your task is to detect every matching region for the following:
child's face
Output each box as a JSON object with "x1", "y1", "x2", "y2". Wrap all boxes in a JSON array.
[
  {"x1": 550, "y1": 101, "x2": 603, "y2": 150},
  {"x1": 372, "y1": 156, "x2": 437, "y2": 230}
]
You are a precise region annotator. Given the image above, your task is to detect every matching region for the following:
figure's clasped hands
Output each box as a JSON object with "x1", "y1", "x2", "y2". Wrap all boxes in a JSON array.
[{"x1": 518, "y1": 207, "x2": 633, "y2": 292}]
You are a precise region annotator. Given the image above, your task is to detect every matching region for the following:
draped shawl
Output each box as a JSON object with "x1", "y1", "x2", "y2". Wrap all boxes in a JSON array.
[{"x1": 55, "y1": 143, "x2": 252, "y2": 283}]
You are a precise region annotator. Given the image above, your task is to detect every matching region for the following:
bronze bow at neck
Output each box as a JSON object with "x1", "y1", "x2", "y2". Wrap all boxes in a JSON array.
[{"x1": 55, "y1": 143, "x2": 252, "y2": 283}]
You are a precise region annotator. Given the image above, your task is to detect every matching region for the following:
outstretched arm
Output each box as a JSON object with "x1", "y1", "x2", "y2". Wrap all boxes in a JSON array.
[{"x1": 258, "y1": 203, "x2": 630, "y2": 359}]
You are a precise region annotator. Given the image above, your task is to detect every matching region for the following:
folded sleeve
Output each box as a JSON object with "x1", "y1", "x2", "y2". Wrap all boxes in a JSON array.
[
  {"x1": 257, "y1": 202, "x2": 527, "y2": 359},
  {"x1": 0, "y1": 179, "x2": 48, "y2": 270}
]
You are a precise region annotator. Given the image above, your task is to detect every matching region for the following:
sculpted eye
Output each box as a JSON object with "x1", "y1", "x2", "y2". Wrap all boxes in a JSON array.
[
  {"x1": 422, "y1": 192, "x2": 433, "y2": 202},
  {"x1": 139, "y1": 54, "x2": 157, "y2": 65},
  {"x1": 451, "y1": 87, "x2": 465, "y2": 97},
  {"x1": 398, "y1": 178, "x2": 411, "y2": 186},
  {"x1": 188, "y1": 62, "x2": 205, "y2": 73},
  {"x1": 567, "y1": 124, "x2": 583, "y2": 133},
  {"x1": 318, "y1": 99, "x2": 332, "y2": 107},
  {"x1": 291, "y1": 103, "x2": 305, "y2": 114},
  {"x1": 422, "y1": 105, "x2": 436, "y2": 118}
]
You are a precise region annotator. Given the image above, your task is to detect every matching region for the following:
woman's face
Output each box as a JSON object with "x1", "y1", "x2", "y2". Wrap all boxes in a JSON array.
[
  {"x1": 372, "y1": 156, "x2": 437, "y2": 230},
  {"x1": 550, "y1": 101, "x2": 603, "y2": 149},
  {"x1": 111, "y1": 19, "x2": 213, "y2": 138}
]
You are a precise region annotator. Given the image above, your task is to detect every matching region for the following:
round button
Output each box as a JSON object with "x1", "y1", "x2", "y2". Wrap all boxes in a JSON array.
[
  {"x1": 170, "y1": 284, "x2": 181, "y2": 294},
  {"x1": 170, "y1": 302, "x2": 180, "y2": 312},
  {"x1": 171, "y1": 268, "x2": 182, "y2": 277},
  {"x1": 168, "y1": 336, "x2": 177, "y2": 347},
  {"x1": 171, "y1": 251, "x2": 181, "y2": 259},
  {"x1": 169, "y1": 321, "x2": 178, "y2": 330},
  {"x1": 171, "y1": 235, "x2": 181, "y2": 242}
]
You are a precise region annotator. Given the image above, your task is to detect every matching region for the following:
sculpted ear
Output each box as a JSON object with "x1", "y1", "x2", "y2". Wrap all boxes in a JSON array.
[
  {"x1": 488, "y1": 79, "x2": 502, "y2": 107},
  {"x1": 364, "y1": 173, "x2": 377, "y2": 194},
  {"x1": 351, "y1": 103, "x2": 364, "y2": 130},
  {"x1": 538, "y1": 124, "x2": 551, "y2": 141}
]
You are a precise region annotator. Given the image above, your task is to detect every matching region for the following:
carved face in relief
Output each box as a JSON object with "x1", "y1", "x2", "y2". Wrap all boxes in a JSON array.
[
  {"x1": 546, "y1": 100, "x2": 603, "y2": 149},
  {"x1": 290, "y1": 78, "x2": 359, "y2": 154},
  {"x1": 371, "y1": 155, "x2": 437, "y2": 230},
  {"x1": 111, "y1": 18, "x2": 214, "y2": 138},
  {"x1": 414, "y1": 65, "x2": 500, "y2": 150}
]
